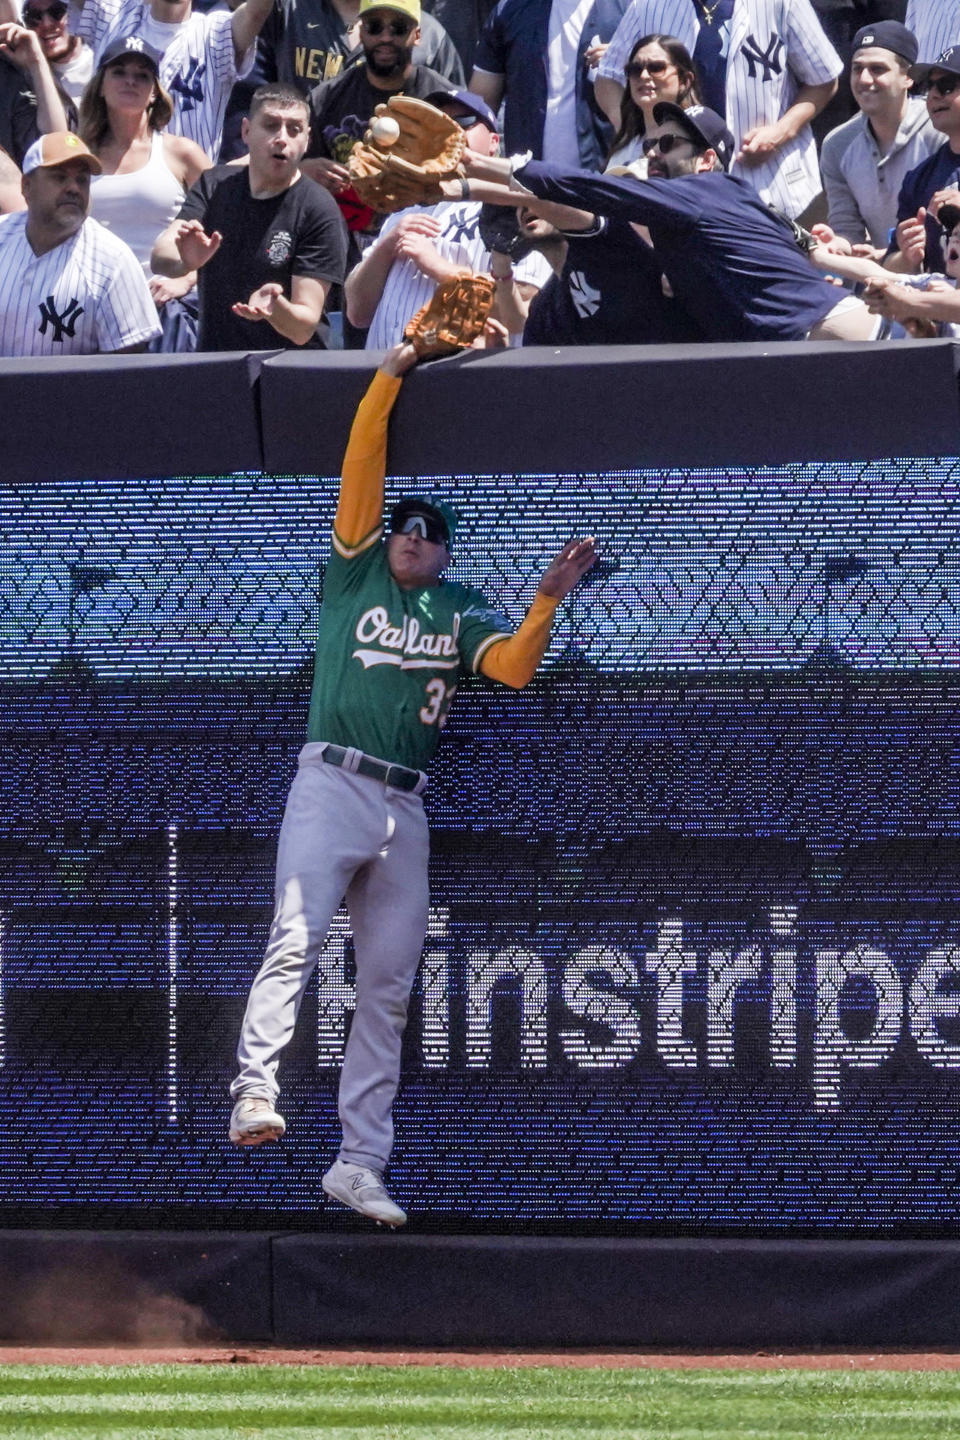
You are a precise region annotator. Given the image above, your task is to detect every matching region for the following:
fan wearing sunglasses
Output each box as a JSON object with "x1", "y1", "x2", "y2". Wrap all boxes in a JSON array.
[
  {"x1": 459, "y1": 101, "x2": 881, "y2": 340},
  {"x1": 605, "y1": 33, "x2": 700, "y2": 177},
  {"x1": 304, "y1": 0, "x2": 450, "y2": 199},
  {"x1": 887, "y1": 45, "x2": 960, "y2": 275},
  {"x1": 21, "y1": 0, "x2": 93, "y2": 121},
  {"x1": 592, "y1": 0, "x2": 843, "y2": 220}
]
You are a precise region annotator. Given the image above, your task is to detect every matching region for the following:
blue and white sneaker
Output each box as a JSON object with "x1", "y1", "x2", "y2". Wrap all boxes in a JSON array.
[{"x1": 322, "y1": 1159, "x2": 407, "y2": 1228}]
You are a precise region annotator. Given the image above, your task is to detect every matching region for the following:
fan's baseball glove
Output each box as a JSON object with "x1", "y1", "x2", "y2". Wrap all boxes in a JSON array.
[{"x1": 347, "y1": 96, "x2": 466, "y2": 213}]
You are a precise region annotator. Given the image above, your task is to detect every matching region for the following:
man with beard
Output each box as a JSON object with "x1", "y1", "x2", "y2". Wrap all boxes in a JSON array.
[
  {"x1": 0, "y1": 130, "x2": 160, "y2": 352},
  {"x1": 456, "y1": 101, "x2": 879, "y2": 339},
  {"x1": 305, "y1": 0, "x2": 450, "y2": 193}
]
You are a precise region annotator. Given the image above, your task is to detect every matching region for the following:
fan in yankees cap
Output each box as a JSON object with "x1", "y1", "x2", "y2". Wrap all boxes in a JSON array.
[{"x1": 648, "y1": 102, "x2": 735, "y2": 173}]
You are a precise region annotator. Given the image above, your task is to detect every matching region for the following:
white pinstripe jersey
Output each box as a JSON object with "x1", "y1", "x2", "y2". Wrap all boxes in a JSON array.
[
  {"x1": 906, "y1": 2, "x2": 960, "y2": 64},
  {"x1": 0, "y1": 213, "x2": 161, "y2": 355},
  {"x1": 72, "y1": 0, "x2": 251, "y2": 158},
  {"x1": 597, "y1": 0, "x2": 841, "y2": 216},
  {"x1": 364, "y1": 200, "x2": 553, "y2": 350}
]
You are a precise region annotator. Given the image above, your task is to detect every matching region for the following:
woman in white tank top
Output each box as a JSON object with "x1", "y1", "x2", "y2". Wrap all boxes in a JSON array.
[{"x1": 80, "y1": 37, "x2": 209, "y2": 342}]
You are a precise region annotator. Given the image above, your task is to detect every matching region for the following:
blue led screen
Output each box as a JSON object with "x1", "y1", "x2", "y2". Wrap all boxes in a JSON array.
[{"x1": 2, "y1": 460, "x2": 960, "y2": 1232}]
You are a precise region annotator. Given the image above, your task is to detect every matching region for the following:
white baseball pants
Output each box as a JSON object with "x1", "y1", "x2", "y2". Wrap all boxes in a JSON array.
[{"x1": 231, "y1": 744, "x2": 430, "y2": 1171}]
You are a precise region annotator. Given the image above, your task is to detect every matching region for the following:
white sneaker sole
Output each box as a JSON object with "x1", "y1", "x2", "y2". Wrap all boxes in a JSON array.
[
  {"x1": 321, "y1": 1173, "x2": 406, "y2": 1228},
  {"x1": 229, "y1": 1121, "x2": 285, "y2": 1146}
]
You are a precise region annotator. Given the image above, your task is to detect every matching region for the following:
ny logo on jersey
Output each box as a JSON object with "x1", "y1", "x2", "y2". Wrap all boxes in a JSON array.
[
  {"x1": 38, "y1": 295, "x2": 84, "y2": 342},
  {"x1": 568, "y1": 270, "x2": 601, "y2": 319},
  {"x1": 168, "y1": 57, "x2": 206, "y2": 112},
  {"x1": 740, "y1": 32, "x2": 784, "y2": 82},
  {"x1": 444, "y1": 207, "x2": 480, "y2": 243}
]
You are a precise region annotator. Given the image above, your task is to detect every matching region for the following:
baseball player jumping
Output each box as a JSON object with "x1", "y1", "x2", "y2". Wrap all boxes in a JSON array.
[{"x1": 229, "y1": 339, "x2": 597, "y2": 1227}]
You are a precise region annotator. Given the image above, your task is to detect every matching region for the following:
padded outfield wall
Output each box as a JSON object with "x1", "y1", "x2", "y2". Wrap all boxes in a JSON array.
[{"x1": 2, "y1": 340, "x2": 960, "y2": 1271}]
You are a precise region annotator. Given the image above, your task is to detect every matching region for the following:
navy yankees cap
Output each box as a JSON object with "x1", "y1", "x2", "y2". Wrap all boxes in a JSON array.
[
  {"x1": 852, "y1": 21, "x2": 918, "y2": 67},
  {"x1": 938, "y1": 202, "x2": 960, "y2": 233},
  {"x1": 390, "y1": 495, "x2": 459, "y2": 547},
  {"x1": 100, "y1": 34, "x2": 162, "y2": 71},
  {"x1": 912, "y1": 44, "x2": 960, "y2": 84},
  {"x1": 652, "y1": 102, "x2": 734, "y2": 171},
  {"x1": 424, "y1": 88, "x2": 499, "y2": 133}
]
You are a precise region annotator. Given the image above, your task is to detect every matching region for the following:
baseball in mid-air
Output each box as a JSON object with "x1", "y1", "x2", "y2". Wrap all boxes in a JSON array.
[{"x1": 371, "y1": 115, "x2": 401, "y2": 146}]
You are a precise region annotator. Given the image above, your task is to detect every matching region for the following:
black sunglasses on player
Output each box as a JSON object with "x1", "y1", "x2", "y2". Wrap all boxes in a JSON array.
[
  {"x1": 23, "y1": 1, "x2": 68, "y2": 24},
  {"x1": 362, "y1": 16, "x2": 415, "y2": 36},
  {"x1": 640, "y1": 132, "x2": 698, "y2": 155},
  {"x1": 928, "y1": 74, "x2": 960, "y2": 97}
]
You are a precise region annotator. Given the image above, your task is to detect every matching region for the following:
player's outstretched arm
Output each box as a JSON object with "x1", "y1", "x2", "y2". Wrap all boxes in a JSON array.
[
  {"x1": 333, "y1": 343, "x2": 419, "y2": 554},
  {"x1": 480, "y1": 537, "x2": 598, "y2": 689}
]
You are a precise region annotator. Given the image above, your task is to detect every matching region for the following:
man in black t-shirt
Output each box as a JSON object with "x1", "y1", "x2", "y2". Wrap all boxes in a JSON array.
[
  {"x1": 152, "y1": 82, "x2": 348, "y2": 350},
  {"x1": 303, "y1": 0, "x2": 450, "y2": 212}
]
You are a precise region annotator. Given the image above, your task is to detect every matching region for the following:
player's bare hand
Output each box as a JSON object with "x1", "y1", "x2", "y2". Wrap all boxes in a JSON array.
[
  {"x1": 232, "y1": 281, "x2": 283, "y2": 323},
  {"x1": 894, "y1": 210, "x2": 927, "y2": 271},
  {"x1": 737, "y1": 122, "x2": 785, "y2": 163},
  {"x1": 379, "y1": 340, "x2": 420, "y2": 377},
  {"x1": 584, "y1": 39, "x2": 608, "y2": 68},
  {"x1": 174, "y1": 219, "x2": 222, "y2": 270},
  {"x1": 538, "y1": 537, "x2": 599, "y2": 600},
  {"x1": 0, "y1": 22, "x2": 43, "y2": 70},
  {"x1": 301, "y1": 156, "x2": 350, "y2": 193},
  {"x1": 393, "y1": 212, "x2": 442, "y2": 241}
]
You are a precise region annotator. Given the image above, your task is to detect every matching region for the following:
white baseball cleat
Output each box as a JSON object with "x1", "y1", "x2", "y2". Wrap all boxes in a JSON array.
[
  {"x1": 229, "y1": 1096, "x2": 286, "y2": 1146},
  {"x1": 322, "y1": 1159, "x2": 407, "y2": 1228}
]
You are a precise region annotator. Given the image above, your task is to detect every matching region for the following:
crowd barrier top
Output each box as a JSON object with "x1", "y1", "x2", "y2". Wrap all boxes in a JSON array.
[{"x1": 4, "y1": 339, "x2": 959, "y2": 485}]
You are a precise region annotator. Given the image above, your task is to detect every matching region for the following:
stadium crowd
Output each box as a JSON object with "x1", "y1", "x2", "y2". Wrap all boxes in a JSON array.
[{"x1": 1, "y1": 0, "x2": 960, "y2": 353}]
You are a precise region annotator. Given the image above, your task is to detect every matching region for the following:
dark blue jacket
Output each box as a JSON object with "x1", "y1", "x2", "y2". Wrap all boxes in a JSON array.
[
  {"x1": 519, "y1": 161, "x2": 842, "y2": 341},
  {"x1": 474, "y1": 0, "x2": 627, "y2": 170}
]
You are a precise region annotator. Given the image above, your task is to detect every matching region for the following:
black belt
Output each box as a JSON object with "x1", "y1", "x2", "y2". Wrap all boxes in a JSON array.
[{"x1": 320, "y1": 744, "x2": 426, "y2": 794}]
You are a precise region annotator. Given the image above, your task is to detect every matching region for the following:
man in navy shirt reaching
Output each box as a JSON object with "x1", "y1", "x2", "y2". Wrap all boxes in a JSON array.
[{"x1": 455, "y1": 101, "x2": 880, "y2": 342}]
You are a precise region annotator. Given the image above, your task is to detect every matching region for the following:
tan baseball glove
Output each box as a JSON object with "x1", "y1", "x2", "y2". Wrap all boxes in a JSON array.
[
  {"x1": 347, "y1": 96, "x2": 466, "y2": 213},
  {"x1": 403, "y1": 271, "x2": 496, "y2": 357}
]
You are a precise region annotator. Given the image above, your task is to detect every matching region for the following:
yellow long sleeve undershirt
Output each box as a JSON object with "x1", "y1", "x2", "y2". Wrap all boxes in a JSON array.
[
  {"x1": 333, "y1": 369, "x2": 402, "y2": 557},
  {"x1": 478, "y1": 591, "x2": 560, "y2": 689},
  {"x1": 334, "y1": 365, "x2": 560, "y2": 688}
]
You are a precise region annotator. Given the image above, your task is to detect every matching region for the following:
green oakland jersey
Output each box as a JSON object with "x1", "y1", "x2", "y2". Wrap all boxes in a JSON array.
[{"x1": 306, "y1": 540, "x2": 513, "y2": 772}]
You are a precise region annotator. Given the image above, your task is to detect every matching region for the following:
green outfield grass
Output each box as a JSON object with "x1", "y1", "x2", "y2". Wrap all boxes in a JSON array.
[{"x1": 0, "y1": 1363, "x2": 958, "y2": 1440}]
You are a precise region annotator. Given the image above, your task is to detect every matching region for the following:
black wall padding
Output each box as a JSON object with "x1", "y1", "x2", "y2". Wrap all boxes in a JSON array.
[
  {"x1": 0, "y1": 353, "x2": 265, "y2": 484},
  {"x1": 260, "y1": 340, "x2": 960, "y2": 478},
  {"x1": 271, "y1": 1233, "x2": 960, "y2": 1348},
  {"x1": 2, "y1": 342, "x2": 958, "y2": 486}
]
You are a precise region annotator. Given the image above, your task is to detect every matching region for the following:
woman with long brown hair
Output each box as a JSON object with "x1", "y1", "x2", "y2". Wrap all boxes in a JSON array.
[
  {"x1": 80, "y1": 37, "x2": 209, "y2": 348},
  {"x1": 606, "y1": 33, "x2": 700, "y2": 176}
]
